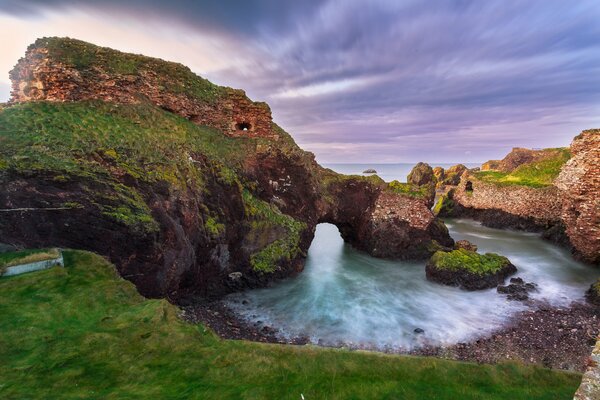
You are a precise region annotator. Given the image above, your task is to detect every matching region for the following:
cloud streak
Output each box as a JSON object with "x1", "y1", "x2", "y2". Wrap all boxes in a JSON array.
[{"x1": 1, "y1": 0, "x2": 599, "y2": 163}]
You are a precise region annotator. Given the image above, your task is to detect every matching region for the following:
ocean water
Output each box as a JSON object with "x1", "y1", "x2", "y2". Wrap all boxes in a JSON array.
[
  {"x1": 227, "y1": 219, "x2": 599, "y2": 351},
  {"x1": 322, "y1": 163, "x2": 480, "y2": 183}
]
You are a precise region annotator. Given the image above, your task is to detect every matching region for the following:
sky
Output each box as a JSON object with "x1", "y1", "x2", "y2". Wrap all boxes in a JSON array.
[{"x1": 1, "y1": 0, "x2": 599, "y2": 163}]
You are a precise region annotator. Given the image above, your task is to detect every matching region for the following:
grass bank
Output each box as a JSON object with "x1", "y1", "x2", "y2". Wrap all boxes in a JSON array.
[
  {"x1": 473, "y1": 148, "x2": 570, "y2": 188},
  {"x1": 0, "y1": 250, "x2": 581, "y2": 399}
]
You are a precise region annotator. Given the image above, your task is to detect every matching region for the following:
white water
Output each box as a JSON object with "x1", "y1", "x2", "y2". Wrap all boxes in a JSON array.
[{"x1": 227, "y1": 220, "x2": 600, "y2": 350}]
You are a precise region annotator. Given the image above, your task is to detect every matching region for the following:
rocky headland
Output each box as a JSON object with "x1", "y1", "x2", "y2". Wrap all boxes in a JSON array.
[
  {"x1": 0, "y1": 37, "x2": 452, "y2": 300},
  {"x1": 434, "y1": 134, "x2": 599, "y2": 266}
]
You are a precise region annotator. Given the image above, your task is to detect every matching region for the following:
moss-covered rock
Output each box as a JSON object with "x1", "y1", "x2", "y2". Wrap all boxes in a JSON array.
[
  {"x1": 426, "y1": 249, "x2": 517, "y2": 290},
  {"x1": 407, "y1": 162, "x2": 435, "y2": 186},
  {"x1": 586, "y1": 279, "x2": 600, "y2": 306}
]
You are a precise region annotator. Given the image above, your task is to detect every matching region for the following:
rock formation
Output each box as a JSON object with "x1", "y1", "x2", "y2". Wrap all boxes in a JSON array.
[
  {"x1": 407, "y1": 162, "x2": 434, "y2": 186},
  {"x1": 555, "y1": 130, "x2": 600, "y2": 265},
  {"x1": 447, "y1": 134, "x2": 599, "y2": 265},
  {"x1": 0, "y1": 37, "x2": 453, "y2": 299},
  {"x1": 425, "y1": 249, "x2": 516, "y2": 290},
  {"x1": 484, "y1": 147, "x2": 567, "y2": 173}
]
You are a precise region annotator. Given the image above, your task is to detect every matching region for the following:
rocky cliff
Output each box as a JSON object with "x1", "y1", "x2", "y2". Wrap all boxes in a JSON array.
[
  {"x1": 445, "y1": 135, "x2": 599, "y2": 265},
  {"x1": 0, "y1": 37, "x2": 452, "y2": 299},
  {"x1": 555, "y1": 130, "x2": 600, "y2": 265}
]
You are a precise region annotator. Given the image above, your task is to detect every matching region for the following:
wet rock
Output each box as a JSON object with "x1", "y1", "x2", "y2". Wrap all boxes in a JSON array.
[
  {"x1": 497, "y1": 277, "x2": 537, "y2": 301},
  {"x1": 426, "y1": 249, "x2": 517, "y2": 290},
  {"x1": 585, "y1": 280, "x2": 600, "y2": 306},
  {"x1": 414, "y1": 328, "x2": 425, "y2": 334}
]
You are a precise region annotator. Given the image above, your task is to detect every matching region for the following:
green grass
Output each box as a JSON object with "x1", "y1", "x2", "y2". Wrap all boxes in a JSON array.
[
  {"x1": 429, "y1": 249, "x2": 512, "y2": 275},
  {"x1": 473, "y1": 148, "x2": 570, "y2": 188},
  {"x1": 388, "y1": 180, "x2": 433, "y2": 199},
  {"x1": 0, "y1": 250, "x2": 581, "y2": 399}
]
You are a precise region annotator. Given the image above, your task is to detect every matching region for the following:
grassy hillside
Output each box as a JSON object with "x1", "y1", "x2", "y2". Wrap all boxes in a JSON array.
[
  {"x1": 473, "y1": 148, "x2": 570, "y2": 188},
  {"x1": 0, "y1": 250, "x2": 581, "y2": 399}
]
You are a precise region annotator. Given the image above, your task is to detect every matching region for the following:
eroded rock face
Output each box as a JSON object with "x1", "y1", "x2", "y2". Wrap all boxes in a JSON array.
[
  {"x1": 10, "y1": 38, "x2": 275, "y2": 139},
  {"x1": 555, "y1": 130, "x2": 600, "y2": 265},
  {"x1": 489, "y1": 147, "x2": 565, "y2": 172},
  {"x1": 452, "y1": 177, "x2": 563, "y2": 230}
]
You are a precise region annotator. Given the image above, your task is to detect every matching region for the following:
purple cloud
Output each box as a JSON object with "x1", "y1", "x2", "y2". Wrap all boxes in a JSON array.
[{"x1": 1, "y1": 0, "x2": 599, "y2": 163}]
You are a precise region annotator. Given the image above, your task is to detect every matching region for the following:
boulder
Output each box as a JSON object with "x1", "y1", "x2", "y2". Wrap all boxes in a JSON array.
[
  {"x1": 363, "y1": 169, "x2": 377, "y2": 174},
  {"x1": 443, "y1": 164, "x2": 467, "y2": 186},
  {"x1": 497, "y1": 277, "x2": 537, "y2": 301},
  {"x1": 407, "y1": 162, "x2": 435, "y2": 186},
  {"x1": 426, "y1": 249, "x2": 517, "y2": 290},
  {"x1": 454, "y1": 240, "x2": 478, "y2": 252}
]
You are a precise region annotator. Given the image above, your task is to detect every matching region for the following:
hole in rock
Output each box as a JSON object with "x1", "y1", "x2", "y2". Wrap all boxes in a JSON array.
[
  {"x1": 465, "y1": 181, "x2": 473, "y2": 192},
  {"x1": 235, "y1": 122, "x2": 252, "y2": 131}
]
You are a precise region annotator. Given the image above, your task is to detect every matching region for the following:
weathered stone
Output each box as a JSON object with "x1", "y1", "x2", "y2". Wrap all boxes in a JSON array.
[
  {"x1": 555, "y1": 130, "x2": 600, "y2": 265},
  {"x1": 492, "y1": 147, "x2": 566, "y2": 173},
  {"x1": 407, "y1": 162, "x2": 434, "y2": 186},
  {"x1": 443, "y1": 164, "x2": 467, "y2": 186},
  {"x1": 9, "y1": 38, "x2": 276, "y2": 139},
  {"x1": 454, "y1": 240, "x2": 477, "y2": 252}
]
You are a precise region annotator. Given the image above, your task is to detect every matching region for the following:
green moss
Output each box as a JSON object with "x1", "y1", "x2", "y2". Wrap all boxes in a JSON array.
[
  {"x1": 430, "y1": 249, "x2": 512, "y2": 275},
  {"x1": 591, "y1": 279, "x2": 600, "y2": 297},
  {"x1": 473, "y1": 148, "x2": 571, "y2": 188},
  {"x1": 204, "y1": 216, "x2": 225, "y2": 238},
  {"x1": 388, "y1": 180, "x2": 433, "y2": 199},
  {"x1": 0, "y1": 250, "x2": 581, "y2": 399},
  {"x1": 242, "y1": 190, "x2": 306, "y2": 273}
]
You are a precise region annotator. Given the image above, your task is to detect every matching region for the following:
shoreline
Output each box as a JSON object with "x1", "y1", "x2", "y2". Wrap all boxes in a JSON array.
[{"x1": 180, "y1": 299, "x2": 599, "y2": 372}]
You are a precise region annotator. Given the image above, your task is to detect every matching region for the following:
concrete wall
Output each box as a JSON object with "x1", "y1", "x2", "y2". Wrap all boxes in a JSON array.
[{"x1": 3, "y1": 254, "x2": 64, "y2": 277}]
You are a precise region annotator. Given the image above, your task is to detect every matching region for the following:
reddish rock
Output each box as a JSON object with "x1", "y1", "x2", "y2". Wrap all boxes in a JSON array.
[{"x1": 555, "y1": 130, "x2": 600, "y2": 264}]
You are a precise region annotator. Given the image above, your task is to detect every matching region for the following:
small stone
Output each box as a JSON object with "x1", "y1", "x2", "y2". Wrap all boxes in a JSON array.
[{"x1": 414, "y1": 328, "x2": 425, "y2": 334}]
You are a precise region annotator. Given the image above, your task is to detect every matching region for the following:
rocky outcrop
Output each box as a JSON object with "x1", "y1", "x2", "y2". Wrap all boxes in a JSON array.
[
  {"x1": 555, "y1": 130, "x2": 600, "y2": 265},
  {"x1": 0, "y1": 37, "x2": 453, "y2": 299},
  {"x1": 407, "y1": 162, "x2": 434, "y2": 186},
  {"x1": 426, "y1": 249, "x2": 517, "y2": 290},
  {"x1": 441, "y1": 164, "x2": 467, "y2": 186},
  {"x1": 487, "y1": 147, "x2": 566, "y2": 172},
  {"x1": 452, "y1": 177, "x2": 563, "y2": 230},
  {"x1": 10, "y1": 37, "x2": 275, "y2": 139}
]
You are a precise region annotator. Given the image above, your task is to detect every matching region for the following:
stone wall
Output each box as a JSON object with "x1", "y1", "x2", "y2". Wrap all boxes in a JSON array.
[
  {"x1": 555, "y1": 130, "x2": 600, "y2": 265},
  {"x1": 9, "y1": 40, "x2": 275, "y2": 139},
  {"x1": 573, "y1": 337, "x2": 600, "y2": 400},
  {"x1": 453, "y1": 176, "x2": 563, "y2": 228}
]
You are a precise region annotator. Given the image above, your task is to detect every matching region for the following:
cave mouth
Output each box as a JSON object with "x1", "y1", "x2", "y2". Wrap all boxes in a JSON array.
[
  {"x1": 235, "y1": 122, "x2": 252, "y2": 131},
  {"x1": 465, "y1": 181, "x2": 473, "y2": 193}
]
